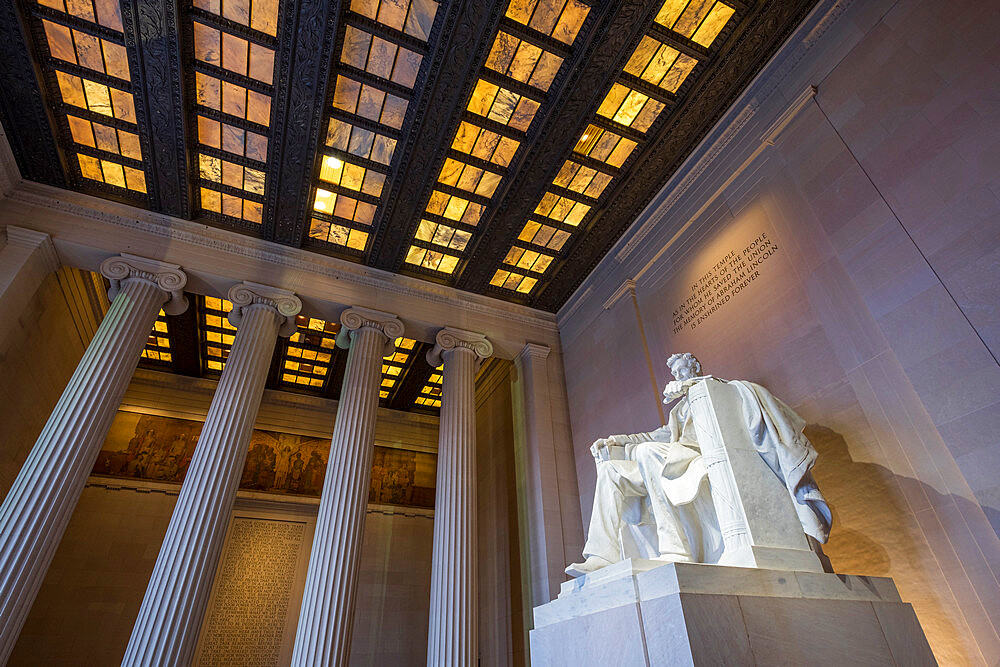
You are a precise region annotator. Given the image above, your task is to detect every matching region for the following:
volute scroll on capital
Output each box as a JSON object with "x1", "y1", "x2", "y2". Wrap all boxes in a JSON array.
[
  {"x1": 426, "y1": 327, "x2": 494, "y2": 368},
  {"x1": 100, "y1": 253, "x2": 188, "y2": 315},
  {"x1": 335, "y1": 306, "x2": 405, "y2": 356},
  {"x1": 226, "y1": 281, "x2": 302, "y2": 337}
]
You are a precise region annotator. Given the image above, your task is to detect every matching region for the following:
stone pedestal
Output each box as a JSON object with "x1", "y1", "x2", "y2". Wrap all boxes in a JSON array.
[{"x1": 530, "y1": 560, "x2": 936, "y2": 666}]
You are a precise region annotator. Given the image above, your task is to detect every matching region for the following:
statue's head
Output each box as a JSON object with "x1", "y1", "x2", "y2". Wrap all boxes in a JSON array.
[{"x1": 666, "y1": 352, "x2": 701, "y2": 381}]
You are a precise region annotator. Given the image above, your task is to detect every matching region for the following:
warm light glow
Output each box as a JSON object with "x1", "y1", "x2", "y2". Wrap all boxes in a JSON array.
[
  {"x1": 580, "y1": 133, "x2": 589, "y2": 142},
  {"x1": 326, "y1": 156, "x2": 343, "y2": 169}
]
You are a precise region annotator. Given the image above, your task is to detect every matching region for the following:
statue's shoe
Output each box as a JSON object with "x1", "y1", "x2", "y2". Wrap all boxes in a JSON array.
[
  {"x1": 652, "y1": 553, "x2": 692, "y2": 564},
  {"x1": 564, "y1": 555, "x2": 614, "y2": 577}
]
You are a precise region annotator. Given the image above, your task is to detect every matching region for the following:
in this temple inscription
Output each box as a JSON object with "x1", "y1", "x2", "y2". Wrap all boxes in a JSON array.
[
  {"x1": 197, "y1": 518, "x2": 305, "y2": 666},
  {"x1": 671, "y1": 232, "x2": 779, "y2": 333}
]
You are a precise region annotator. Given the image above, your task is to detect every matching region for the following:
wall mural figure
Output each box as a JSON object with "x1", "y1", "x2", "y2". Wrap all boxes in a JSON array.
[{"x1": 92, "y1": 411, "x2": 437, "y2": 508}]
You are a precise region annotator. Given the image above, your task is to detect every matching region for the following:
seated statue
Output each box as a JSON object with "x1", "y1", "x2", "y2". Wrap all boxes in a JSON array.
[{"x1": 566, "y1": 353, "x2": 832, "y2": 577}]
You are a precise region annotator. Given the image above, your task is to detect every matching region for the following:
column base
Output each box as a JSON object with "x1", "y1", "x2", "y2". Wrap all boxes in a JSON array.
[{"x1": 529, "y1": 560, "x2": 936, "y2": 666}]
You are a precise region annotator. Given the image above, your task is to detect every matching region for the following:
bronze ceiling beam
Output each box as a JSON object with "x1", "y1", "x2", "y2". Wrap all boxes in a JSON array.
[
  {"x1": 532, "y1": 0, "x2": 819, "y2": 312},
  {"x1": 0, "y1": 0, "x2": 66, "y2": 187},
  {"x1": 119, "y1": 0, "x2": 192, "y2": 218},
  {"x1": 263, "y1": 0, "x2": 343, "y2": 246},
  {"x1": 456, "y1": 0, "x2": 663, "y2": 295},
  {"x1": 366, "y1": 0, "x2": 509, "y2": 270}
]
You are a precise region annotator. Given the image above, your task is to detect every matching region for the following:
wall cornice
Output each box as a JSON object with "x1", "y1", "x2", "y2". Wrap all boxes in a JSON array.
[{"x1": 3, "y1": 182, "x2": 559, "y2": 339}]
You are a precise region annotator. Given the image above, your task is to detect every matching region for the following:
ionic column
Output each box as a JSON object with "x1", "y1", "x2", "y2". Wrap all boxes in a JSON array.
[
  {"x1": 123, "y1": 282, "x2": 301, "y2": 666},
  {"x1": 426, "y1": 327, "x2": 493, "y2": 667},
  {"x1": 292, "y1": 307, "x2": 403, "y2": 666},
  {"x1": 0, "y1": 254, "x2": 187, "y2": 662}
]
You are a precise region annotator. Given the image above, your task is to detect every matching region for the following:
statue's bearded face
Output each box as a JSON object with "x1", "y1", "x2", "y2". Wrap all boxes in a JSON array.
[{"x1": 669, "y1": 358, "x2": 698, "y2": 381}]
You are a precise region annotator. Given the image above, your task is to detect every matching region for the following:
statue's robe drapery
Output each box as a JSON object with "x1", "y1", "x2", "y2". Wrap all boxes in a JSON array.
[{"x1": 581, "y1": 380, "x2": 831, "y2": 564}]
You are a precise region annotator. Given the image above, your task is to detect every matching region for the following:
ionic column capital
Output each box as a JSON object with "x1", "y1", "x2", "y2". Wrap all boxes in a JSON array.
[
  {"x1": 427, "y1": 327, "x2": 493, "y2": 368},
  {"x1": 335, "y1": 306, "x2": 404, "y2": 356},
  {"x1": 226, "y1": 281, "x2": 302, "y2": 337},
  {"x1": 100, "y1": 253, "x2": 188, "y2": 315}
]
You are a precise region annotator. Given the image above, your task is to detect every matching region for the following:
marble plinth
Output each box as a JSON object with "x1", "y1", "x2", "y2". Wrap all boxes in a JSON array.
[{"x1": 530, "y1": 560, "x2": 935, "y2": 666}]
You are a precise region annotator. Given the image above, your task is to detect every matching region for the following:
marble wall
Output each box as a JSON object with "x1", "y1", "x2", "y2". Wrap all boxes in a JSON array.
[
  {"x1": 558, "y1": 0, "x2": 999, "y2": 663},
  {"x1": 9, "y1": 482, "x2": 436, "y2": 665}
]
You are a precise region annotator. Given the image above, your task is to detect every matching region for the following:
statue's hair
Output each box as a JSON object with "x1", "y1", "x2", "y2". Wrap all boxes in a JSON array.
[{"x1": 666, "y1": 352, "x2": 701, "y2": 375}]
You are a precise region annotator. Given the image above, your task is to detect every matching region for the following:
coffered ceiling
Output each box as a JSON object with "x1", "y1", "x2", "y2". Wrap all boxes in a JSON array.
[{"x1": 1, "y1": 0, "x2": 817, "y2": 312}]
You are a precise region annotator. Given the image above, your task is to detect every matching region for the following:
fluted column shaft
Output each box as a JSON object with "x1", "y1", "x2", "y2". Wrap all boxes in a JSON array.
[
  {"x1": 426, "y1": 328, "x2": 492, "y2": 666},
  {"x1": 0, "y1": 255, "x2": 186, "y2": 662},
  {"x1": 124, "y1": 283, "x2": 300, "y2": 666},
  {"x1": 292, "y1": 307, "x2": 402, "y2": 666}
]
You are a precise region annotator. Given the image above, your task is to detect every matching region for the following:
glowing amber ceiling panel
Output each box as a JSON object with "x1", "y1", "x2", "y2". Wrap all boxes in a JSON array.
[
  {"x1": 140, "y1": 310, "x2": 171, "y2": 365},
  {"x1": 451, "y1": 121, "x2": 519, "y2": 167},
  {"x1": 485, "y1": 31, "x2": 562, "y2": 92},
  {"x1": 42, "y1": 19, "x2": 130, "y2": 79},
  {"x1": 597, "y1": 83, "x2": 666, "y2": 133},
  {"x1": 574, "y1": 124, "x2": 637, "y2": 168},
  {"x1": 194, "y1": 0, "x2": 279, "y2": 35},
  {"x1": 281, "y1": 315, "x2": 339, "y2": 388},
  {"x1": 37, "y1": 0, "x2": 122, "y2": 30},
  {"x1": 552, "y1": 159, "x2": 613, "y2": 199},
  {"x1": 351, "y1": 0, "x2": 438, "y2": 40},
  {"x1": 414, "y1": 367, "x2": 442, "y2": 408},
  {"x1": 437, "y1": 158, "x2": 503, "y2": 198},
  {"x1": 309, "y1": 0, "x2": 438, "y2": 252},
  {"x1": 35, "y1": 0, "x2": 148, "y2": 197},
  {"x1": 624, "y1": 35, "x2": 698, "y2": 93},
  {"x1": 342, "y1": 26, "x2": 422, "y2": 88},
  {"x1": 489, "y1": 268, "x2": 537, "y2": 294},
  {"x1": 200, "y1": 296, "x2": 236, "y2": 373},
  {"x1": 466, "y1": 79, "x2": 539, "y2": 132},
  {"x1": 325, "y1": 117, "x2": 396, "y2": 166},
  {"x1": 505, "y1": 0, "x2": 589, "y2": 45},
  {"x1": 379, "y1": 337, "x2": 415, "y2": 399},
  {"x1": 191, "y1": 0, "x2": 279, "y2": 225},
  {"x1": 517, "y1": 220, "x2": 570, "y2": 252},
  {"x1": 655, "y1": 0, "x2": 734, "y2": 47}
]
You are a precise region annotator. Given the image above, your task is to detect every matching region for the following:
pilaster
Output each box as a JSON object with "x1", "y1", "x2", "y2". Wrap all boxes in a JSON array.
[{"x1": 0, "y1": 226, "x2": 59, "y2": 350}]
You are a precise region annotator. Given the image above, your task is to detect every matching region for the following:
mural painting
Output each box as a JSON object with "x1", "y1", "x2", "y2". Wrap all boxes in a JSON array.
[{"x1": 92, "y1": 412, "x2": 436, "y2": 508}]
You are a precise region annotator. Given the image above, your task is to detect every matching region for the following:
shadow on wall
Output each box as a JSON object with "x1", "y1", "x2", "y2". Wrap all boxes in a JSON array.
[{"x1": 806, "y1": 424, "x2": 981, "y2": 662}]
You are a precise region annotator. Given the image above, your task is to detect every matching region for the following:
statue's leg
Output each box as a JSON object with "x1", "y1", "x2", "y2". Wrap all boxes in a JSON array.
[
  {"x1": 634, "y1": 444, "x2": 695, "y2": 561},
  {"x1": 578, "y1": 460, "x2": 644, "y2": 563}
]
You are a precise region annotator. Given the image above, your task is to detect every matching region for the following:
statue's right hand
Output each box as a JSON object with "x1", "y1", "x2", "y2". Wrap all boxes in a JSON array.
[{"x1": 590, "y1": 439, "x2": 609, "y2": 461}]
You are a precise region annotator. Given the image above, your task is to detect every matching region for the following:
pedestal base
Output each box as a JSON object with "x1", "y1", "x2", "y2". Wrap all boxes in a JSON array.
[{"x1": 529, "y1": 560, "x2": 935, "y2": 666}]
